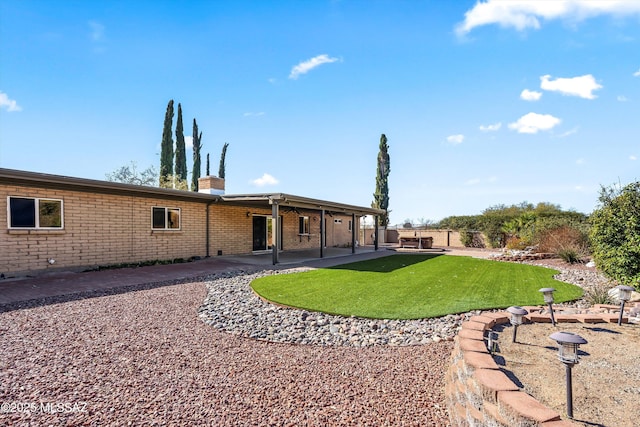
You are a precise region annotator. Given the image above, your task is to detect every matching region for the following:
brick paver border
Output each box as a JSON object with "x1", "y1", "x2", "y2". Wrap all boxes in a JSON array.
[{"x1": 445, "y1": 305, "x2": 637, "y2": 426}]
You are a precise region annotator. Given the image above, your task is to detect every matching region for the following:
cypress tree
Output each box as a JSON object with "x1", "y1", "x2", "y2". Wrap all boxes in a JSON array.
[
  {"x1": 206, "y1": 153, "x2": 210, "y2": 176},
  {"x1": 159, "y1": 100, "x2": 174, "y2": 187},
  {"x1": 174, "y1": 103, "x2": 187, "y2": 183},
  {"x1": 218, "y1": 143, "x2": 229, "y2": 179},
  {"x1": 191, "y1": 118, "x2": 203, "y2": 191},
  {"x1": 372, "y1": 134, "x2": 390, "y2": 227}
]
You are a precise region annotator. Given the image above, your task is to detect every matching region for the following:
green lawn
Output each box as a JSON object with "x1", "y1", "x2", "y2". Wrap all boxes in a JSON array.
[{"x1": 250, "y1": 254, "x2": 584, "y2": 319}]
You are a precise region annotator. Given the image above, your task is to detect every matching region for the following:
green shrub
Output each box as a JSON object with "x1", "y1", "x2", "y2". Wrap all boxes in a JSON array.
[
  {"x1": 589, "y1": 182, "x2": 640, "y2": 291},
  {"x1": 459, "y1": 230, "x2": 485, "y2": 248},
  {"x1": 459, "y1": 230, "x2": 473, "y2": 247}
]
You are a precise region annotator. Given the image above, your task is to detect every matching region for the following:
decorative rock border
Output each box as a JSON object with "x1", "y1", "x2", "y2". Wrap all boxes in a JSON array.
[{"x1": 445, "y1": 305, "x2": 638, "y2": 427}]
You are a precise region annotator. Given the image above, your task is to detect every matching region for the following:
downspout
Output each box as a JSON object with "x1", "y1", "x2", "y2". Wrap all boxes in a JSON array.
[
  {"x1": 374, "y1": 215, "x2": 379, "y2": 251},
  {"x1": 272, "y1": 201, "x2": 280, "y2": 265},
  {"x1": 351, "y1": 213, "x2": 356, "y2": 253},
  {"x1": 205, "y1": 201, "x2": 213, "y2": 257},
  {"x1": 320, "y1": 209, "x2": 325, "y2": 258}
]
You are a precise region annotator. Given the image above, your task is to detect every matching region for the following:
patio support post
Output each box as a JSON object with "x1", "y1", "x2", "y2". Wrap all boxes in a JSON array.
[
  {"x1": 205, "y1": 202, "x2": 211, "y2": 257},
  {"x1": 320, "y1": 209, "x2": 325, "y2": 258},
  {"x1": 271, "y1": 201, "x2": 279, "y2": 265},
  {"x1": 351, "y1": 213, "x2": 356, "y2": 253},
  {"x1": 374, "y1": 215, "x2": 379, "y2": 251}
]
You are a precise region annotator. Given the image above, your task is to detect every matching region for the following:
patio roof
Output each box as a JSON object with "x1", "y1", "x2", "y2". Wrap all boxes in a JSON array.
[
  {"x1": 1, "y1": 168, "x2": 384, "y2": 217},
  {"x1": 220, "y1": 193, "x2": 384, "y2": 217}
]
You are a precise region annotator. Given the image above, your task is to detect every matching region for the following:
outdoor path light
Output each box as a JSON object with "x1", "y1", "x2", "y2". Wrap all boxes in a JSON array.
[
  {"x1": 539, "y1": 287, "x2": 556, "y2": 326},
  {"x1": 506, "y1": 306, "x2": 528, "y2": 343},
  {"x1": 486, "y1": 330, "x2": 498, "y2": 354},
  {"x1": 549, "y1": 331, "x2": 588, "y2": 419},
  {"x1": 616, "y1": 285, "x2": 634, "y2": 326}
]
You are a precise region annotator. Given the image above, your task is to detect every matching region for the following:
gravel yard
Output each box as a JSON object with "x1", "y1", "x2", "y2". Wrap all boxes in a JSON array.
[{"x1": 0, "y1": 276, "x2": 453, "y2": 426}]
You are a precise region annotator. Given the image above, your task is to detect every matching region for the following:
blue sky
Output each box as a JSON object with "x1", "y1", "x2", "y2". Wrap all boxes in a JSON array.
[{"x1": 1, "y1": 0, "x2": 639, "y2": 225}]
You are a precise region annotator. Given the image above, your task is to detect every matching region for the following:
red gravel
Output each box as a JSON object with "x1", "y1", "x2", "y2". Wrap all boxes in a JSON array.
[{"x1": 0, "y1": 281, "x2": 452, "y2": 426}]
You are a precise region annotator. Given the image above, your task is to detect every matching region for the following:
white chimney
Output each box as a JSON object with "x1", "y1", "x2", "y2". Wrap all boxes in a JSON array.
[{"x1": 198, "y1": 176, "x2": 225, "y2": 195}]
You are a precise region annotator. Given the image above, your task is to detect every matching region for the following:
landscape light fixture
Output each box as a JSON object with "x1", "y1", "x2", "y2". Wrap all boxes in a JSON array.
[
  {"x1": 539, "y1": 287, "x2": 557, "y2": 326},
  {"x1": 616, "y1": 285, "x2": 634, "y2": 326},
  {"x1": 486, "y1": 330, "x2": 499, "y2": 355},
  {"x1": 549, "y1": 331, "x2": 588, "y2": 419},
  {"x1": 506, "y1": 306, "x2": 528, "y2": 343}
]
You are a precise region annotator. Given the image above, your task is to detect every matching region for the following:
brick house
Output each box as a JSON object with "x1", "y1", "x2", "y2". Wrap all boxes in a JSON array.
[{"x1": 1, "y1": 168, "x2": 383, "y2": 277}]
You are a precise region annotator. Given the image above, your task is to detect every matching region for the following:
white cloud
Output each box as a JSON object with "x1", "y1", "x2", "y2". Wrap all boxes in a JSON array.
[
  {"x1": 184, "y1": 136, "x2": 193, "y2": 150},
  {"x1": 88, "y1": 20, "x2": 106, "y2": 53},
  {"x1": 617, "y1": 95, "x2": 628, "y2": 102},
  {"x1": 289, "y1": 54, "x2": 339, "y2": 79},
  {"x1": 465, "y1": 176, "x2": 497, "y2": 185},
  {"x1": 520, "y1": 89, "x2": 542, "y2": 101},
  {"x1": 243, "y1": 112, "x2": 265, "y2": 117},
  {"x1": 556, "y1": 127, "x2": 578, "y2": 138},
  {"x1": 634, "y1": 69, "x2": 640, "y2": 77},
  {"x1": 479, "y1": 122, "x2": 502, "y2": 132},
  {"x1": 631, "y1": 155, "x2": 637, "y2": 161},
  {"x1": 251, "y1": 173, "x2": 279, "y2": 187},
  {"x1": 576, "y1": 158, "x2": 585, "y2": 165},
  {"x1": 88, "y1": 20, "x2": 105, "y2": 41},
  {"x1": 0, "y1": 91, "x2": 22, "y2": 112},
  {"x1": 508, "y1": 112, "x2": 561, "y2": 134},
  {"x1": 540, "y1": 74, "x2": 602, "y2": 99},
  {"x1": 446, "y1": 134, "x2": 465, "y2": 145},
  {"x1": 455, "y1": 0, "x2": 640, "y2": 36}
]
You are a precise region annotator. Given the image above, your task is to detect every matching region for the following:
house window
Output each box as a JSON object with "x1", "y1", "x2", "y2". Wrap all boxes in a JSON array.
[
  {"x1": 152, "y1": 207, "x2": 181, "y2": 230},
  {"x1": 298, "y1": 216, "x2": 310, "y2": 235},
  {"x1": 334, "y1": 219, "x2": 342, "y2": 224},
  {"x1": 8, "y1": 196, "x2": 63, "y2": 229},
  {"x1": 348, "y1": 220, "x2": 352, "y2": 231}
]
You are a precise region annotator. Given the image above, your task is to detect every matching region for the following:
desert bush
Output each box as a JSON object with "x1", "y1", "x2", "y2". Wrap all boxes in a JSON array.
[
  {"x1": 558, "y1": 248, "x2": 580, "y2": 264},
  {"x1": 536, "y1": 224, "x2": 589, "y2": 263},
  {"x1": 583, "y1": 282, "x2": 614, "y2": 305},
  {"x1": 505, "y1": 236, "x2": 527, "y2": 250}
]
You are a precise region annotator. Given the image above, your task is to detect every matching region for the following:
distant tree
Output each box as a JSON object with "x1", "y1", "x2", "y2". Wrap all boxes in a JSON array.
[
  {"x1": 590, "y1": 182, "x2": 640, "y2": 290},
  {"x1": 160, "y1": 100, "x2": 174, "y2": 187},
  {"x1": 191, "y1": 119, "x2": 203, "y2": 191},
  {"x1": 206, "y1": 153, "x2": 210, "y2": 176},
  {"x1": 106, "y1": 161, "x2": 157, "y2": 186},
  {"x1": 159, "y1": 174, "x2": 189, "y2": 191},
  {"x1": 372, "y1": 134, "x2": 390, "y2": 227},
  {"x1": 174, "y1": 103, "x2": 187, "y2": 182},
  {"x1": 417, "y1": 217, "x2": 434, "y2": 228},
  {"x1": 438, "y1": 201, "x2": 588, "y2": 249},
  {"x1": 218, "y1": 142, "x2": 229, "y2": 179}
]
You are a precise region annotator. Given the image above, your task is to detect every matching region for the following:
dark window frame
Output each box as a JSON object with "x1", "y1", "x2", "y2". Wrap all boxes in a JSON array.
[
  {"x1": 8, "y1": 196, "x2": 64, "y2": 229},
  {"x1": 151, "y1": 206, "x2": 181, "y2": 230},
  {"x1": 298, "y1": 216, "x2": 310, "y2": 235}
]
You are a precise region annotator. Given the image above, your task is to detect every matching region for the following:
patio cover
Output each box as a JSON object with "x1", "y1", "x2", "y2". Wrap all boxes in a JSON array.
[{"x1": 220, "y1": 193, "x2": 385, "y2": 264}]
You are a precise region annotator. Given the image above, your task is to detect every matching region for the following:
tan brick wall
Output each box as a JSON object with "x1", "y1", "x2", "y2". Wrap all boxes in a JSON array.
[
  {"x1": 324, "y1": 214, "x2": 356, "y2": 247},
  {"x1": 1, "y1": 184, "x2": 208, "y2": 276},
  {"x1": 209, "y1": 205, "x2": 256, "y2": 255},
  {"x1": 384, "y1": 229, "x2": 484, "y2": 248},
  {"x1": 207, "y1": 208, "x2": 358, "y2": 256},
  {"x1": 1, "y1": 181, "x2": 365, "y2": 275}
]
